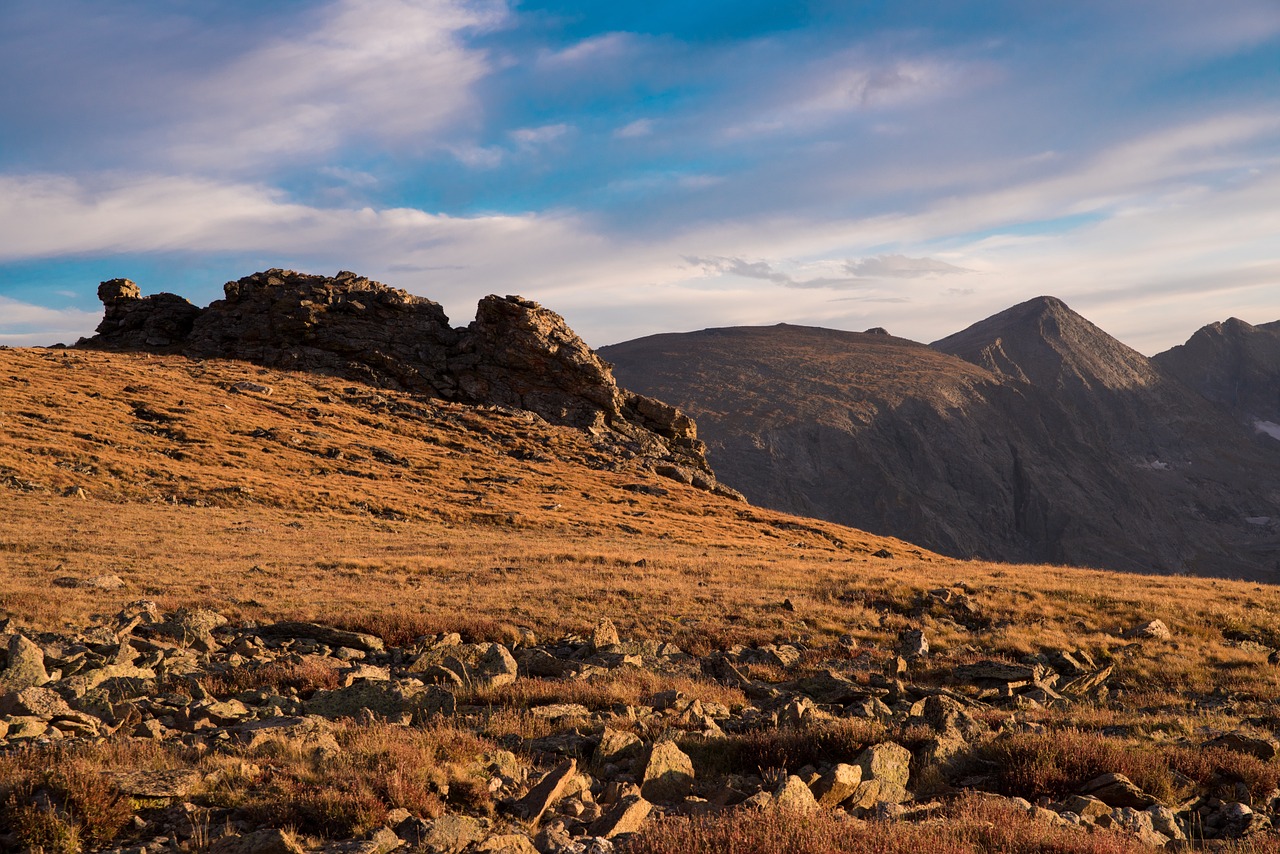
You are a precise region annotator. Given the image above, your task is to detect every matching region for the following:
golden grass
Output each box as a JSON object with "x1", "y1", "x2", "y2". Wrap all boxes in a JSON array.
[{"x1": 3, "y1": 347, "x2": 1280, "y2": 726}]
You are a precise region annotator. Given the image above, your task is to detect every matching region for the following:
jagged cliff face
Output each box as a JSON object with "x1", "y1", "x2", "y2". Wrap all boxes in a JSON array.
[
  {"x1": 81, "y1": 269, "x2": 733, "y2": 497},
  {"x1": 602, "y1": 298, "x2": 1280, "y2": 580}
]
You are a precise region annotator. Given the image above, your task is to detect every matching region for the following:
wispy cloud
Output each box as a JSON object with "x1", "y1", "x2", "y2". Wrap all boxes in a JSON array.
[
  {"x1": 511, "y1": 123, "x2": 572, "y2": 149},
  {"x1": 684, "y1": 256, "x2": 868, "y2": 289},
  {"x1": 614, "y1": 119, "x2": 655, "y2": 139},
  {"x1": 167, "y1": 0, "x2": 505, "y2": 169},
  {"x1": 0, "y1": 297, "x2": 100, "y2": 345},
  {"x1": 845, "y1": 254, "x2": 972, "y2": 278}
]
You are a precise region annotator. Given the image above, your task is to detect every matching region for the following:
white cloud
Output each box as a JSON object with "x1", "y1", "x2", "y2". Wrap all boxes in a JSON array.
[
  {"x1": 0, "y1": 298, "x2": 100, "y2": 345},
  {"x1": 167, "y1": 0, "x2": 505, "y2": 169},
  {"x1": 537, "y1": 32, "x2": 637, "y2": 67},
  {"x1": 684, "y1": 256, "x2": 866, "y2": 289},
  {"x1": 510, "y1": 123, "x2": 572, "y2": 148},
  {"x1": 614, "y1": 119, "x2": 655, "y2": 139},
  {"x1": 845, "y1": 254, "x2": 971, "y2": 278},
  {"x1": 3, "y1": 110, "x2": 1278, "y2": 353}
]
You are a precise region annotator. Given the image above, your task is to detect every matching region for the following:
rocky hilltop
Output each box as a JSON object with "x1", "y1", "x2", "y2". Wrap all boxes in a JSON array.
[
  {"x1": 81, "y1": 270, "x2": 735, "y2": 498},
  {"x1": 602, "y1": 298, "x2": 1280, "y2": 580}
]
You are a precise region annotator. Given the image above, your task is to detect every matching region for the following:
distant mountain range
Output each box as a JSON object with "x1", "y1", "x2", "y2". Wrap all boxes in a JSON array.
[{"x1": 601, "y1": 297, "x2": 1280, "y2": 580}]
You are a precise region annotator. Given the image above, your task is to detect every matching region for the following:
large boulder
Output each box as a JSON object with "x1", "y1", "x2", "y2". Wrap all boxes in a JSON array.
[
  {"x1": 641, "y1": 741, "x2": 695, "y2": 803},
  {"x1": 0, "y1": 634, "x2": 49, "y2": 692}
]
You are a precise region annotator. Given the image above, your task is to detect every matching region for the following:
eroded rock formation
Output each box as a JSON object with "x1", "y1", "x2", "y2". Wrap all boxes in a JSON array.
[{"x1": 80, "y1": 270, "x2": 727, "y2": 495}]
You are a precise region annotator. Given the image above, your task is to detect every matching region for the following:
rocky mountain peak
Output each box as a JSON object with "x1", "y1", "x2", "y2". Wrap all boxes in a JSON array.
[
  {"x1": 1154, "y1": 313, "x2": 1280, "y2": 425},
  {"x1": 931, "y1": 295, "x2": 1160, "y2": 392},
  {"x1": 79, "y1": 270, "x2": 728, "y2": 492}
]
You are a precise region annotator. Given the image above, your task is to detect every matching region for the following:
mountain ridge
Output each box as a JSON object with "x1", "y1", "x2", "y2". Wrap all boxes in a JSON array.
[{"x1": 603, "y1": 296, "x2": 1280, "y2": 580}]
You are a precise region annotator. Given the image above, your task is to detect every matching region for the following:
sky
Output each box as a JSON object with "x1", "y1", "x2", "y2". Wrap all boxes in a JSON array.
[{"x1": 1, "y1": 0, "x2": 1278, "y2": 354}]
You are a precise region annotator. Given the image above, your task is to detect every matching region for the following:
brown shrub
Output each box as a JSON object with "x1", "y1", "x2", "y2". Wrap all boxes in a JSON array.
[
  {"x1": 1167, "y1": 746, "x2": 1280, "y2": 801},
  {"x1": 679, "y1": 719, "x2": 886, "y2": 779},
  {"x1": 200, "y1": 658, "x2": 344, "y2": 697},
  {"x1": 0, "y1": 753, "x2": 133, "y2": 852},
  {"x1": 984, "y1": 729, "x2": 1177, "y2": 803},
  {"x1": 626, "y1": 795, "x2": 1158, "y2": 854}
]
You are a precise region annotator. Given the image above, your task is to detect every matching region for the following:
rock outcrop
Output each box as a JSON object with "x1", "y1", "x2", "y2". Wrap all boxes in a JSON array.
[
  {"x1": 79, "y1": 270, "x2": 723, "y2": 492},
  {"x1": 602, "y1": 297, "x2": 1280, "y2": 579}
]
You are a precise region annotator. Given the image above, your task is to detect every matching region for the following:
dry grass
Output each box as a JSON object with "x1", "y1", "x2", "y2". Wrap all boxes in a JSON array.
[
  {"x1": 626, "y1": 794, "x2": 1204, "y2": 854},
  {"x1": 0, "y1": 720, "x2": 507, "y2": 848},
  {"x1": 4, "y1": 347, "x2": 1280, "y2": 728}
]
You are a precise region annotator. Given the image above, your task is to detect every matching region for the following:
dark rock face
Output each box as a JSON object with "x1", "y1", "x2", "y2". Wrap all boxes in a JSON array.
[
  {"x1": 79, "y1": 269, "x2": 714, "y2": 483},
  {"x1": 182, "y1": 270, "x2": 459, "y2": 398},
  {"x1": 1154, "y1": 317, "x2": 1280, "y2": 429},
  {"x1": 94, "y1": 279, "x2": 202, "y2": 351},
  {"x1": 602, "y1": 299, "x2": 1280, "y2": 580}
]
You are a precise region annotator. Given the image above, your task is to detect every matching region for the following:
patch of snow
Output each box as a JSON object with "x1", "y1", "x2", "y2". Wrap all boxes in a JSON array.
[
  {"x1": 1245, "y1": 516, "x2": 1272, "y2": 526},
  {"x1": 1138, "y1": 460, "x2": 1172, "y2": 471},
  {"x1": 1255, "y1": 420, "x2": 1280, "y2": 441}
]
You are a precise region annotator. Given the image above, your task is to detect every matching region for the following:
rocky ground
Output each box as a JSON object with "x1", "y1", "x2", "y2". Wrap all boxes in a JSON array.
[{"x1": 4, "y1": 604, "x2": 1279, "y2": 853}]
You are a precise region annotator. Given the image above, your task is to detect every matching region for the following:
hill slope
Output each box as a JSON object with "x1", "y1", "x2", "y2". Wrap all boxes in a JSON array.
[
  {"x1": 602, "y1": 299, "x2": 1280, "y2": 579},
  {"x1": 5, "y1": 346, "x2": 1280, "y2": 852}
]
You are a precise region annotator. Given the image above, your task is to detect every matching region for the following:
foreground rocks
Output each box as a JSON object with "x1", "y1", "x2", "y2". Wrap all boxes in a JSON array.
[
  {"x1": 78, "y1": 270, "x2": 744, "y2": 500},
  {"x1": 2, "y1": 608, "x2": 1277, "y2": 852}
]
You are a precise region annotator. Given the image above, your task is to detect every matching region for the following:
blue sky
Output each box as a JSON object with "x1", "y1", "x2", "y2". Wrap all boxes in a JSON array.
[{"x1": 1, "y1": 0, "x2": 1278, "y2": 353}]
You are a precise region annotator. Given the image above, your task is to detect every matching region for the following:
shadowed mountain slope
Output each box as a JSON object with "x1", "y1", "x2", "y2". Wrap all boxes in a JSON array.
[
  {"x1": 602, "y1": 299, "x2": 1280, "y2": 580},
  {"x1": 1155, "y1": 317, "x2": 1280, "y2": 432}
]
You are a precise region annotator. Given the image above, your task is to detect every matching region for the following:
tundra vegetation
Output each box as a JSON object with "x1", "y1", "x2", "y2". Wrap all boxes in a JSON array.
[{"x1": 3, "y1": 347, "x2": 1280, "y2": 853}]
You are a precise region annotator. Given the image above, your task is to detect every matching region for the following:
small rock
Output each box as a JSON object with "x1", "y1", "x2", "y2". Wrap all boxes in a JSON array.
[
  {"x1": 852, "y1": 742, "x2": 912, "y2": 805},
  {"x1": 512, "y1": 758, "x2": 578, "y2": 826},
  {"x1": 422, "y1": 815, "x2": 485, "y2": 854},
  {"x1": 596, "y1": 728, "x2": 643, "y2": 764},
  {"x1": 1078, "y1": 773, "x2": 1158, "y2": 809},
  {"x1": 591, "y1": 619, "x2": 621, "y2": 652},
  {"x1": 773, "y1": 775, "x2": 818, "y2": 813},
  {"x1": 1204, "y1": 732, "x2": 1280, "y2": 761},
  {"x1": 52, "y1": 574, "x2": 126, "y2": 590},
  {"x1": 210, "y1": 829, "x2": 304, "y2": 854},
  {"x1": 588, "y1": 794, "x2": 652, "y2": 838},
  {"x1": 476, "y1": 833, "x2": 539, "y2": 854},
  {"x1": 811, "y1": 763, "x2": 863, "y2": 807},
  {"x1": 104, "y1": 770, "x2": 205, "y2": 799},
  {"x1": 1124, "y1": 619, "x2": 1171, "y2": 641},
  {"x1": 897, "y1": 629, "x2": 928, "y2": 659},
  {"x1": 641, "y1": 740, "x2": 695, "y2": 803}
]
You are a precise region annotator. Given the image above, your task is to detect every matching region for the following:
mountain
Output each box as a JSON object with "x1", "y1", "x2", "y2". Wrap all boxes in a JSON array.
[
  {"x1": 601, "y1": 297, "x2": 1280, "y2": 579},
  {"x1": 1154, "y1": 316, "x2": 1280, "y2": 434},
  {"x1": 8, "y1": 294, "x2": 1280, "y2": 852}
]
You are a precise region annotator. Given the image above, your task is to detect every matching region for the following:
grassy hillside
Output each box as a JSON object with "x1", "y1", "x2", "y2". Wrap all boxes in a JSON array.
[{"x1": 3, "y1": 347, "x2": 1280, "y2": 853}]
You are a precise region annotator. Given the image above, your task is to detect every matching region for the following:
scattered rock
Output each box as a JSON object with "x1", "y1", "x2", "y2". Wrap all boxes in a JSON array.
[
  {"x1": 104, "y1": 769, "x2": 205, "y2": 798},
  {"x1": 1078, "y1": 773, "x2": 1159, "y2": 809},
  {"x1": 210, "y1": 828, "x2": 305, "y2": 854},
  {"x1": 0, "y1": 633, "x2": 49, "y2": 691},
  {"x1": 591, "y1": 619, "x2": 621, "y2": 652},
  {"x1": 512, "y1": 758, "x2": 578, "y2": 826},
  {"x1": 772, "y1": 775, "x2": 819, "y2": 813},
  {"x1": 51, "y1": 573, "x2": 126, "y2": 590},
  {"x1": 641, "y1": 740, "x2": 695, "y2": 803},
  {"x1": 852, "y1": 742, "x2": 912, "y2": 805},
  {"x1": 1124, "y1": 619, "x2": 1171, "y2": 641},
  {"x1": 811, "y1": 763, "x2": 863, "y2": 807},
  {"x1": 588, "y1": 794, "x2": 652, "y2": 837}
]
